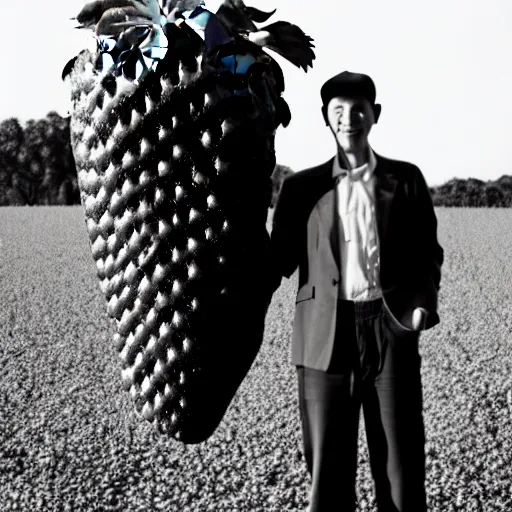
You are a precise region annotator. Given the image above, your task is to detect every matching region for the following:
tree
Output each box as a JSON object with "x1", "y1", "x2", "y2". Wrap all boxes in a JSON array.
[
  {"x1": 17, "y1": 118, "x2": 50, "y2": 204},
  {"x1": 483, "y1": 184, "x2": 505, "y2": 207},
  {"x1": 465, "y1": 178, "x2": 485, "y2": 207},
  {"x1": 39, "y1": 112, "x2": 79, "y2": 205},
  {"x1": 11, "y1": 111, "x2": 80, "y2": 206},
  {"x1": 430, "y1": 177, "x2": 487, "y2": 207},
  {"x1": 0, "y1": 118, "x2": 24, "y2": 205},
  {"x1": 495, "y1": 176, "x2": 512, "y2": 207}
]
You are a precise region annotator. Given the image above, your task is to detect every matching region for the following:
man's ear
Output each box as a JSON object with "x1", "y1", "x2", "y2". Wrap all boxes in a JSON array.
[
  {"x1": 321, "y1": 105, "x2": 329, "y2": 126},
  {"x1": 373, "y1": 103, "x2": 382, "y2": 124}
]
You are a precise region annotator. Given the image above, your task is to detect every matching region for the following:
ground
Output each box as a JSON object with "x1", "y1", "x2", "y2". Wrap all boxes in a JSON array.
[{"x1": 0, "y1": 207, "x2": 511, "y2": 511}]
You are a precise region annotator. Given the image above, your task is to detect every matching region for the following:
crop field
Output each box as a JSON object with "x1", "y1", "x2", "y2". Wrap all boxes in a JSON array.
[{"x1": 1, "y1": 207, "x2": 512, "y2": 511}]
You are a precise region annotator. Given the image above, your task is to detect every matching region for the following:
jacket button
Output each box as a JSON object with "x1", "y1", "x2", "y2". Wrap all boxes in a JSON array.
[{"x1": 332, "y1": 279, "x2": 338, "y2": 286}]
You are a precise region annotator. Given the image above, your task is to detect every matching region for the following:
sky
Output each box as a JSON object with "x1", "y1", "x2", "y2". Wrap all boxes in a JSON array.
[{"x1": 1, "y1": 0, "x2": 511, "y2": 186}]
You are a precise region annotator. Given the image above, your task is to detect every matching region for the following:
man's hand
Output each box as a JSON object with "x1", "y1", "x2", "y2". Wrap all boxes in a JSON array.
[{"x1": 411, "y1": 307, "x2": 428, "y2": 331}]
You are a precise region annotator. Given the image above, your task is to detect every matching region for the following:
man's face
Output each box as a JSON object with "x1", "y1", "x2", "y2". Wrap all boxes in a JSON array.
[{"x1": 326, "y1": 96, "x2": 376, "y2": 153}]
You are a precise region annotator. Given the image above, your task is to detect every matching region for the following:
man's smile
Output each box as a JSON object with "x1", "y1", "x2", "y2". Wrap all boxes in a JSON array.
[{"x1": 338, "y1": 127, "x2": 362, "y2": 136}]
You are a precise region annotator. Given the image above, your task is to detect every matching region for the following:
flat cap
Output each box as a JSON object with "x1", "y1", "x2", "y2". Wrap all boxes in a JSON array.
[{"x1": 320, "y1": 71, "x2": 377, "y2": 106}]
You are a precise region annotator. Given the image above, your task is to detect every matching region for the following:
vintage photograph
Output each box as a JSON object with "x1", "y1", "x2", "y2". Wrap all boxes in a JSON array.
[{"x1": 0, "y1": 1, "x2": 511, "y2": 510}]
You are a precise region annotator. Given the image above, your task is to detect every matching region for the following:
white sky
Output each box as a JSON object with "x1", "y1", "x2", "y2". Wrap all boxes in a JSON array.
[{"x1": 1, "y1": 0, "x2": 511, "y2": 186}]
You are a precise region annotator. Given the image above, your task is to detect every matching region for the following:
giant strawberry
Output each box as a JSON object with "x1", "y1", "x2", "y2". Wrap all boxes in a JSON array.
[{"x1": 64, "y1": 0, "x2": 314, "y2": 443}]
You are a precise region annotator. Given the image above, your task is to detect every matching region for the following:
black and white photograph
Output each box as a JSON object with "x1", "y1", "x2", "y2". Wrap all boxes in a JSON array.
[{"x1": 1, "y1": 1, "x2": 511, "y2": 510}]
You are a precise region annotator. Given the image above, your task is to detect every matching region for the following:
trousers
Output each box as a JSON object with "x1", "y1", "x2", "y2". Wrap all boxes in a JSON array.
[{"x1": 297, "y1": 298, "x2": 427, "y2": 512}]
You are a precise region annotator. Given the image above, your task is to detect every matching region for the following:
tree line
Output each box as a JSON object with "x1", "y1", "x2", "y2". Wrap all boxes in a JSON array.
[
  {"x1": 0, "y1": 113, "x2": 79, "y2": 206},
  {"x1": 0, "y1": 113, "x2": 511, "y2": 208},
  {"x1": 429, "y1": 176, "x2": 512, "y2": 207}
]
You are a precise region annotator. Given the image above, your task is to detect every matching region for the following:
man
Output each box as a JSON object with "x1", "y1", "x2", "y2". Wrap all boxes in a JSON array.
[{"x1": 270, "y1": 71, "x2": 444, "y2": 511}]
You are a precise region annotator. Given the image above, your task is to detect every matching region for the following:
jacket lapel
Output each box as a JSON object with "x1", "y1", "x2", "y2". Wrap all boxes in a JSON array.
[
  {"x1": 311, "y1": 158, "x2": 336, "y2": 199},
  {"x1": 313, "y1": 159, "x2": 340, "y2": 270},
  {"x1": 373, "y1": 153, "x2": 399, "y2": 242}
]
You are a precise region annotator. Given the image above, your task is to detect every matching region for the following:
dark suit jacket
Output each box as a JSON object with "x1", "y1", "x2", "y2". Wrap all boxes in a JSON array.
[{"x1": 269, "y1": 153, "x2": 444, "y2": 370}]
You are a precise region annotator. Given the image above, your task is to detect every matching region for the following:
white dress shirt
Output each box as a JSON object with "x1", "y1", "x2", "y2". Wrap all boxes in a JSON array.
[{"x1": 331, "y1": 149, "x2": 382, "y2": 301}]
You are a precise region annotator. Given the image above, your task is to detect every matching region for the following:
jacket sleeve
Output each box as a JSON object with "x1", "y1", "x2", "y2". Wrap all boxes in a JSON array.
[
  {"x1": 411, "y1": 166, "x2": 444, "y2": 291},
  {"x1": 268, "y1": 175, "x2": 299, "y2": 293}
]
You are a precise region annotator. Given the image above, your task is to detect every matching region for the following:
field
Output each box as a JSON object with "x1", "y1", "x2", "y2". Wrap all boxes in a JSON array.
[{"x1": 1, "y1": 207, "x2": 512, "y2": 511}]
